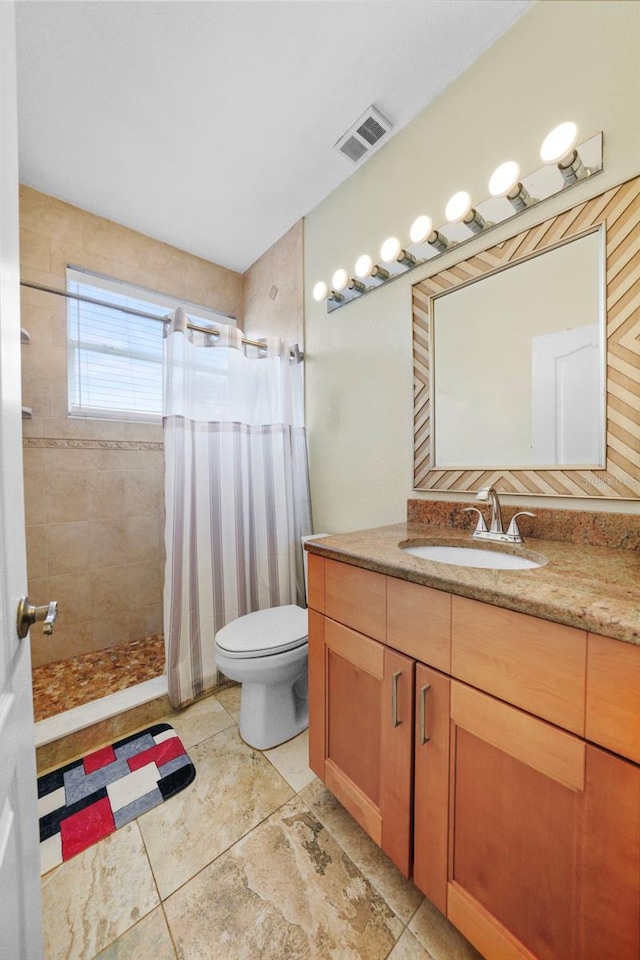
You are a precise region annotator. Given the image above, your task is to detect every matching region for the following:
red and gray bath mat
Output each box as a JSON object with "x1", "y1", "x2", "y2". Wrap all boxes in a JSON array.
[{"x1": 38, "y1": 722, "x2": 195, "y2": 874}]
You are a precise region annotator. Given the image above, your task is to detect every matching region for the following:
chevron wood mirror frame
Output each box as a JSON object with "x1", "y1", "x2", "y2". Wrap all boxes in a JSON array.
[{"x1": 412, "y1": 175, "x2": 640, "y2": 499}]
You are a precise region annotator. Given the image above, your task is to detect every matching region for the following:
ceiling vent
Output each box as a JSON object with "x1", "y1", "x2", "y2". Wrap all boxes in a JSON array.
[{"x1": 335, "y1": 106, "x2": 393, "y2": 165}]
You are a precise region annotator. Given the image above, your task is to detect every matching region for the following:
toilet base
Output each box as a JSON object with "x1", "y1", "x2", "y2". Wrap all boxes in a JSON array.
[{"x1": 238, "y1": 669, "x2": 308, "y2": 751}]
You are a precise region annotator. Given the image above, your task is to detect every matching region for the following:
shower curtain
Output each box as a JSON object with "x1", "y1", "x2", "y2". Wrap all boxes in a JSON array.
[{"x1": 163, "y1": 309, "x2": 312, "y2": 708}]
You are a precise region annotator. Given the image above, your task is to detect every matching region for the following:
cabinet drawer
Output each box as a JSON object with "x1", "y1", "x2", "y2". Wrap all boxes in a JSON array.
[
  {"x1": 386, "y1": 576, "x2": 451, "y2": 673},
  {"x1": 586, "y1": 634, "x2": 640, "y2": 763},
  {"x1": 451, "y1": 596, "x2": 587, "y2": 735},
  {"x1": 324, "y1": 558, "x2": 386, "y2": 642}
]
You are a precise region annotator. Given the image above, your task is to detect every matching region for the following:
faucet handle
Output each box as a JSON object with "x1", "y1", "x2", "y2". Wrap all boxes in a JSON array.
[
  {"x1": 463, "y1": 507, "x2": 488, "y2": 536},
  {"x1": 505, "y1": 511, "x2": 536, "y2": 542}
]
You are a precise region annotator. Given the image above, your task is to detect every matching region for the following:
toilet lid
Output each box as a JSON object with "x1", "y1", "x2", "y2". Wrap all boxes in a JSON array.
[{"x1": 214, "y1": 605, "x2": 308, "y2": 658}]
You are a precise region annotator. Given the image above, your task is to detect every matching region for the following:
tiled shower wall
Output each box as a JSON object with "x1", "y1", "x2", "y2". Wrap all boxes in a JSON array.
[
  {"x1": 242, "y1": 220, "x2": 304, "y2": 347},
  {"x1": 20, "y1": 186, "x2": 244, "y2": 667}
]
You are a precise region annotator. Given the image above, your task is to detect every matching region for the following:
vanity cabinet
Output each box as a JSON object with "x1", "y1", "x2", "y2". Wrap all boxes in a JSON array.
[{"x1": 307, "y1": 553, "x2": 640, "y2": 960}]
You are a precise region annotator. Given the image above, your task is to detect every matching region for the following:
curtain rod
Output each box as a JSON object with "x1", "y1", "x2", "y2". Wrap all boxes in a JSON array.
[{"x1": 20, "y1": 280, "x2": 303, "y2": 360}]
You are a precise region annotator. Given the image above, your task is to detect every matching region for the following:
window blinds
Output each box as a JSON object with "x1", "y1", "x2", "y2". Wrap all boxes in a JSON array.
[{"x1": 66, "y1": 269, "x2": 229, "y2": 421}]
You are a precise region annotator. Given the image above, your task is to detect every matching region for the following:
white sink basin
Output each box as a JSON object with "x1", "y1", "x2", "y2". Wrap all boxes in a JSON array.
[{"x1": 401, "y1": 544, "x2": 543, "y2": 570}]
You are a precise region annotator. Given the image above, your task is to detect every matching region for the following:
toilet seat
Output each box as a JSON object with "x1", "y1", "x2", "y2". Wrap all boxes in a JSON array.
[{"x1": 214, "y1": 605, "x2": 308, "y2": 659}]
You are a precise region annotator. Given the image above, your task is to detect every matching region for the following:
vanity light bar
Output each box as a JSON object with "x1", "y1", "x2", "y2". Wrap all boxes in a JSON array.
[{"x1": 317, "y1": 124, "x2": 603, "y2": 313}]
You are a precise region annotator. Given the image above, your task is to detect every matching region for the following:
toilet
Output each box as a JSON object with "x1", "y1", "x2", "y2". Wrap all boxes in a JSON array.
[{"x1": 214, "y1": 534, "x2": 328, "y2": 750}]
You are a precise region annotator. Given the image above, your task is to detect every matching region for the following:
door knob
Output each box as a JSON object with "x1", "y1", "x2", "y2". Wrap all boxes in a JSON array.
[{"x1": 17, "y1": 597, "x2": 58, "y2": 639}]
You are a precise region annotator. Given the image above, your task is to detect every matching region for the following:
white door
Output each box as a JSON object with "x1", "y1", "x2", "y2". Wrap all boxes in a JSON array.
[
  {"x1": 531, "y1": 323, "x2": 603, "y2": 466},
  {"x1": 0, "y1": 3, "x2": 44, "y2": 957}
]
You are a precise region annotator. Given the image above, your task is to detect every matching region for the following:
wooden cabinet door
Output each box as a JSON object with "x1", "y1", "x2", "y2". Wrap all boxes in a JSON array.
[
  {"x1": 447, "y1": 682, "x2": 640, "y2": 960},
  {"x1": 580, "y1": 745, "x2": 640, "y2": 960},
  {"x1": 413, "y1": 664, "x2": 451, "y2": 914},
  {"x1": 448, "y1": 681, "x2": 587, "y2": 960},
  {"x1": 308, "y1": 612, "x2": 414, "y2": 876}
]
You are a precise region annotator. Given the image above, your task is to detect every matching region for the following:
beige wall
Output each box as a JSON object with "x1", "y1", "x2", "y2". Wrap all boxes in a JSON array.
[
  {"x1": 243, "y1": 219, "x2": 304, "y2": 346},
  {"x1": 303, "y1": 0, "x2": 640, "y2": 532},
  {"x1": 20, "y1": 187, "x2": 243, "y2": 666}
]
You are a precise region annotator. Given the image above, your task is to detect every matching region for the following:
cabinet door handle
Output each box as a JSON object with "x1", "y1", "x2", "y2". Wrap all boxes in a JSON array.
[
  {"x1": 419, "y1": 683, "x2": 431, "y2": 745},
  {"x1": 391, "y1": 671, "x2": 402, "y2": 727}
]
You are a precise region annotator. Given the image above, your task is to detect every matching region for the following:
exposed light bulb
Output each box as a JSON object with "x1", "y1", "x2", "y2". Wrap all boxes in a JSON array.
[
  {"x1": 355, "y1": 254, "x2": 373, "y2": 279},
  {"x1": 312, "y1": 281, "x2": 328, "y2": 303},
  {"x1": 540, "y1": 122, "x2": 579, "y2": 164},
  {"x1": 410, "y1": 214, "x2": 450, "y2": 253},
  {"x1": 380, "y1": 236, "x2": 402, "y2": 263},
  {"x1": 445, "y1": 190, "x2": 487, "y2": 234},
  {"x1": 445, "y1": 191, "x2": 473, "y2": 224},
  {"x1": 409, "y1": 215, "x2": 434, "y2": 244},
  {"x1": 489, "y1": 159, "x2": 534, "y2": 211},
  {"x1": 488, "y1": 161, "x2": 521, "y2": 198},
  {"x1": 331, "y1": 268, "x2": 349, "y2": 292}
]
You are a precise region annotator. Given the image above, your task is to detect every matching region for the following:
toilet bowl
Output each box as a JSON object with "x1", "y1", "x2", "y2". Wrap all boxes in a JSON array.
[{"x1": 213, "y1": 534, "x2": 328, "y2": 750}]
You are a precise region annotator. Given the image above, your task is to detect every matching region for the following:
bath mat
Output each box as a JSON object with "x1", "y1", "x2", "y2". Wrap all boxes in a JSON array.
[{"x1": 37, "y1": 722, "x2": 195, "y2": 874}]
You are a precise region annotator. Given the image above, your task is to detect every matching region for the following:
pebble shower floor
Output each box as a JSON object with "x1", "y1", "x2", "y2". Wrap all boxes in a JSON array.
[{"x1": 32, "y1": 634, "x2": 166, "y2": 721}]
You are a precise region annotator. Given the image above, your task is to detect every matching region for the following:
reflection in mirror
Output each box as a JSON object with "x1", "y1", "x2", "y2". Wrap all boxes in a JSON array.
[{"x1": 432, "y1": 229, "x2": 604, "y2": 469}]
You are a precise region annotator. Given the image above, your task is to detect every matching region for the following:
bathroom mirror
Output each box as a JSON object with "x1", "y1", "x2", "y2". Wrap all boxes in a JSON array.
[
  {"x1": 432, "y1": 230, "x2": 604, "y2": 469},
  {"x1": 412, "y1": 175, "x2": 640, "y2": 498}
]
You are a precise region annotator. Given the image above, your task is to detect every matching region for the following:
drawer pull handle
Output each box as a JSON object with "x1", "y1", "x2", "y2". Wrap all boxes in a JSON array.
[
  {"x1": 391, "y1": 671, "x2": 402, "y2": 727},
  {"x1": 419, "y1": 683, "x2": 431, "y2": 745}
]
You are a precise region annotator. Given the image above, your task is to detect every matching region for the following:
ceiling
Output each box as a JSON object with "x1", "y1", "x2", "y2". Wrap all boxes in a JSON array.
[{"x1": 15, "y1": 0, "x2": 531, "y2": 274}]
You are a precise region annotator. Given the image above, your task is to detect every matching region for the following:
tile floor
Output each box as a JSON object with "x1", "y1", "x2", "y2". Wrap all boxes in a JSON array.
[{"x1": 41, "y1": 685, "x2": 484, "y2": 960}]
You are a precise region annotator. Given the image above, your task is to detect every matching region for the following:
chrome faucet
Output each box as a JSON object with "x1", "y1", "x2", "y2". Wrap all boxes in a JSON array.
[
  {"x1": 477, "y1": 486, "x2": 503, "y2": 535},
  {"x1": 463, "y1": 486, "x2": 535, "y2": 544}
]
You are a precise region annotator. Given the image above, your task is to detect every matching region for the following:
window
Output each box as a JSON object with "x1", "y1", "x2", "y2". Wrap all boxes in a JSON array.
[{"x1": 67, "y1": 268, "x2": 231, "y2": 421}]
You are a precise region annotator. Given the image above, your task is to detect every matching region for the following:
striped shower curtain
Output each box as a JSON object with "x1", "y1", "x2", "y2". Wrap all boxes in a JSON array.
[{"x1": 162, "y1": 309, "x2": 312, "y2": 708}]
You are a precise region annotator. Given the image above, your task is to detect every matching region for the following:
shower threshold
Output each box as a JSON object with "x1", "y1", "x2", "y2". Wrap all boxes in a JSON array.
[
  {"x1": 33, "y1": 633, "x2": 169, "y2": 767},
  {"x1": 35, "y1": 675, "x2": 168, "y2": 748}
]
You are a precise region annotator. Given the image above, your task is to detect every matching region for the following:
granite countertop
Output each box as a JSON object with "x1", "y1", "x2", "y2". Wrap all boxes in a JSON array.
[{"x1": 306, "y1": 522, "x2": 640, "y2": 646}]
